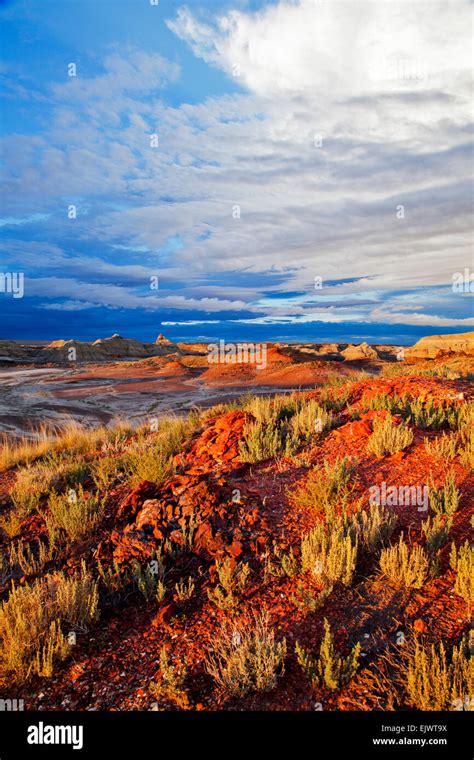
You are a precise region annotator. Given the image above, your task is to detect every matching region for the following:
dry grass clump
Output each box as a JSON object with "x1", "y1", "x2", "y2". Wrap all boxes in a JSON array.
[
  {"x1": 0, "y1": 422, "x2": 129, "y2": 473},
  {"x1": 301, "y1": 520, "x2": 358, "y2": 588},
  {"x1": 206, "y1": 610, "x2": 286, "y2": 698},
  {"x1": 424, "y1": 433, "x2": 458, "y2": 462},
  {"x1": 288, "y1": 398, "x2": 335, "y2": 443},
  {"x1": 9, "y1": 538, "x2": 58, "y2": 577},
  {"x1": 291, "y1": 457, "x2": 356, "y2": 521},
  {"x1": 296, "y1": 618, "x2": 360, "y2": 691},
  {"x1": 406, "y1": 637, "x2": 473, "y2": 710},
  {"x1": 45, "y1": 485, "x2": 105, "y2": 542},
  {"x1": 347, "y1": 503, "x2": 398, "y2": 553},
  {"x1": 0, "y1": 509, "x2": 23, "y2": 539},
  {"x1": 422, "y1": 514, "x2": 452, "y2": 554},
  {"x1": 124, "y1": 416, "x2": 194, "y2": 486},
  {"x1": 450, "y1": 541, "x2": 473, "y2": 614},
  {"x1": 428, "y1": 471, "x2": 460, "y2": 516},
  {"x1": 207, "y1": 558, "x2": 250, "y2": 611},
  {"x1": 379, "y1": 535, "x2": 429, "y2": 588},
  {"x1": 0, "y1": 561, "x2": 98, "y2": 683},
  {"x1": 0, "y1": 428, "x2": 53, "y2": 472},
  {"x1": 368, "y1": 417, "x2": 413, "y2": 457},
  {"x1": 150, "y1": 646, "x2": 190, "y2": 709},
  {"x1": 239, "y1": 420, "x2": 285, "y2": 463}
]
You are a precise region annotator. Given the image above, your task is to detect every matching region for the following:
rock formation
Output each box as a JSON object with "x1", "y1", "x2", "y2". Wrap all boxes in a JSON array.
[
  {"x1": 405, "y1": 331, "x2": 474, "y2": 359},
  {"x1": 0, "y1": 334, "x2": 181, "y2": 364},
  {"x1": 341, "y1": 342, "x2": 380, "y2": 361}
]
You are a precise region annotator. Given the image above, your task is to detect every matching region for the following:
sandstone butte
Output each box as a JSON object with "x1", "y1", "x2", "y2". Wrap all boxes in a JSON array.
[{"x1": 405, "y1": 331, "x2": 474, "y2": 360}]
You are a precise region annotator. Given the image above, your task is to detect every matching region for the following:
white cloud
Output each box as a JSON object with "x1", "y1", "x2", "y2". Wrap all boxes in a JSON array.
[
  {"x1": 167, "y1": 1, "x2": 471, "y2": 99},
  {"x1": 2, "y1": 1, "x2": 472, "y2": 328}
]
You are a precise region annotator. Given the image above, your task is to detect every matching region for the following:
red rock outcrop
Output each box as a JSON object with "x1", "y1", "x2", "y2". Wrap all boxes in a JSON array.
[{"x1": 174, "y1": 411, "x2": 251, "y2": 473}]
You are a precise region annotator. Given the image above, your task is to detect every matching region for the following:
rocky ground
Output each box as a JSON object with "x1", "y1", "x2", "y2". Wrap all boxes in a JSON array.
[{"x1": 0, "y1": 334, "x2": 472, "y2": 712}]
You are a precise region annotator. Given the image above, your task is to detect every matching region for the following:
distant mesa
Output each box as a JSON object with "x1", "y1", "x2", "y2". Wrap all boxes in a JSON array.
[
  {"x1": 405, "y1": 331, "x2": 474, "y2": 360},
  {"x1": 0, "y1": 331, "x2": 473, "y2": 367},
  {"x1": 0, "y1": 333, "x2": 181, "y2": 365},
  {"x1": 341, "y1": 342, "x2": 380, "y2": 361}
]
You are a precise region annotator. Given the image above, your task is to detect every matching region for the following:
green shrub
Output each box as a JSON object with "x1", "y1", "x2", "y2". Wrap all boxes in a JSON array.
[
  {"x1": 406, "y1": 398, "x2": 460, "y2": 430},
  {"x1": 290, "y1": 582, "x2": 332, "y2": 615},
  {"x1": 368, "y1": 418, "x2": 413, "y2": 457},
  {"x1": 422, "y1": 514, "x2": 452, "y2": 554},
  {"x1": 125, "y1": 416, "x2": 195, "y2": 486},
  {"x1": 131, "y1": 551, "x2": 165, "y2": 602},
  {"x1": 379, "y1": 535, "x2": 429, "y2": 588},
  {"x1": 174, "y1": 576, "x2": 195, "y2": 602},
  {"x1": 460, "y1": 428, "x2": 474, "y2": 470},
  {"x1": 206, "y1": 610, "x2": 286, "y2": 698},
  {"x1": 150, "y1": 646, "x2": 189, "y2": 709},
  {"x1": 424, "y1": 433, "x2": 458, "y2": 462},
  {"x1": 9, "y1": 538, "x2": 57, "y2": 576},
  {"x1": 46, "y1": 485, "x2": 105, "y2": 542},
  {"x1": 0, "y1": 562, "x2": 98, "y2": 683},
  {"x1": 97, "y1": 558, "x2": 131, "y2": 603},
  {"x1": 239, "y1": 420, "x2": 284, "y2": 463},
  {"x1": 265, "y1": 546, "x2": 300, "y2": 578},
  {"x1": 0, "y1": 509, "x2": 23, "y2": 539},
  {"x1": 10, "y1": 486, "x2": 40, "y2": 515},
  {"x1": 288, "y1": 399, "x2": 335, "y2": 443},
  {"x1": 319, "y1": 386, "x2": 351, "y2": 413},
  {"x1": 291, "y1": 457, "x2": 356, "y2": 522},
  {"x1": 242, "y1": 395, "x2": 282, "y2": 425},
  {"x1": 301, "y1": 520, "x2": 357, "y2": 587},
  {"x1": 450, "y1": 541, "x2": 473, "y2": 614},
  {"x1": 406, "y1": 637, "x2": 472, "y2": 710},
  {"x1": 348, "y1": 503, "x2": 398, "y2": 553},
  {"x1": 92, "y1": 455, "x2": 128, "y2": 490},
  {"x1": 360, "y1": 392, "x2": 408, "y2": 416},
  {"x1": 296, "y1": 618, "x2": 360, "y2": 691},
  {"x1": 428, "y1": 471, "x2": 459, "y2": 516},
  {"x1": 207, "y1": 558, "x2": 250, "y2": 611},
  {"x1": 11, "y1": 456, "x2": 88, "y2": 510}
]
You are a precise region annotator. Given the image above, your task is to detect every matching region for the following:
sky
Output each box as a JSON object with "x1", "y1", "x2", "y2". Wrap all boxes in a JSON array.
[{"x1": 0, "y1": 0, "x2": 473, "y2": 345}]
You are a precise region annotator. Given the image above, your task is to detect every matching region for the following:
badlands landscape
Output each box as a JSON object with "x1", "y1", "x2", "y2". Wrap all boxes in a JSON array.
[
  {"x1": 1, "y1": 331, "x2": 472, "y2": 438},
  {"x1": 0, "y1": 331, "x2": 472, "y2": 712}
]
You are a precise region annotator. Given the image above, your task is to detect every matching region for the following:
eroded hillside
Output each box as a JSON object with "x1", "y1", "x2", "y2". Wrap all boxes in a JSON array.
[{"x1": 0, "y1": 361, "x2": 472, "y2": 711}]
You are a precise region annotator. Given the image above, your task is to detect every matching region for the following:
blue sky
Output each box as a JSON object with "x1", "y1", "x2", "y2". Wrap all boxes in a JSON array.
[{"x1": 0, "y1": 0, "x2": 472, "y2": 344}]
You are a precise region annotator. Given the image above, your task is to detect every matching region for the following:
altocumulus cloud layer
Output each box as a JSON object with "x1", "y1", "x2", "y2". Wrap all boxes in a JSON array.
[{"x1": 0, "y1": 0, "x2": 472, "y2": 342}]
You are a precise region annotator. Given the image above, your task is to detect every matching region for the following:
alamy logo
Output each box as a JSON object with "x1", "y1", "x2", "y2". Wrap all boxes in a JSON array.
[
  {"x1": 0, "y1": 698, "x2": 24, "y2": 711},
  {"x1": 207, "y1": 340, "x2": 267, "y2": 370},
  {"x1": 0, "y1": 272, "x2": 24, "y2": 298},
  {"x1": 452, "y1": 268, "x2": 474, "y2": 293},
  {"x1": 369, "y1": 481, "x2": 428, "y2": 512},
  {"x1": 27, "y1": 722, "x2": 83, "y2": 751}
]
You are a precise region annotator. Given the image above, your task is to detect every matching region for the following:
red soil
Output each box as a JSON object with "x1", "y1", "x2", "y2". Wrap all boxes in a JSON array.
[{"x1": 0, "y1": 368, "x2": 472, "y2": 712}]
